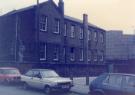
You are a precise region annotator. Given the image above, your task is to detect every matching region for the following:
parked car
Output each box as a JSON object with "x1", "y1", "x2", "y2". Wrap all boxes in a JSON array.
[
  {"x1": 0, "y1": 67, "x2": 21, "y2": 83},
  {"x1": 89, "y1": 73, "x2": 135, "y2": 95},
  {"x1": 21, "y1": 69, "x2": 73, "y2": 94}
]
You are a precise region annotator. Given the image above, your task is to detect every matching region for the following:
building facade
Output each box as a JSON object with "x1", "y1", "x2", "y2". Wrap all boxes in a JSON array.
[
  {"x1": 106, "y1": 30, "x2": 135, "y2": 64},
  {"x1": 0, "y1": 0, "x2": 106, "y2": 67}
]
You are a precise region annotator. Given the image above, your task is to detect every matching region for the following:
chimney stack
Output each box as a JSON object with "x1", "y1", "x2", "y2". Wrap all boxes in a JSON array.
[{"x1": 58, "y1": 0, "x2": 64, "y2": 15}]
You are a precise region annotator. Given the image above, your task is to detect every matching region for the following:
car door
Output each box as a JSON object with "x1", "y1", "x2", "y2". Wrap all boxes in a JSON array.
[
  {"x1": 122, "y1": 75, "x2": 135, "y2": 95},
  {"x1": 102, "y1": 74, "x2": 123, "y2": 95},
  {"x1": 24, "y1": 70, "x2": 35, "y2": 87},
  {"x1": 31, "y1": 70, "x2": 44, "y2": 89}
]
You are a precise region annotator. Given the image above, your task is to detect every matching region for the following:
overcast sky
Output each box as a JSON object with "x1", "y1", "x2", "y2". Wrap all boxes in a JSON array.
[{"x1": 0, "y1": 0, "x2": 135, "y2": 34}]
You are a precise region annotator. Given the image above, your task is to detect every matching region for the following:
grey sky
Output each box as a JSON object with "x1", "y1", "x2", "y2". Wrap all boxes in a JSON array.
[{"x1": 0, "y1": 0, "x2": 135, "y2": 34}]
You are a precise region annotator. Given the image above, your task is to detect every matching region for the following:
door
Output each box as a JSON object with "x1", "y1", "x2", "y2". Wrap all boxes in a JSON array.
[
  {"x1": 31, "y1": 71, "x2": 44, "y2": 89},
  {"x1": 102, "y1": 74, "x2": 123, "y2": 95},
  {"x1": 122, "y1": 75, "x2": 135, "y2": 95}
]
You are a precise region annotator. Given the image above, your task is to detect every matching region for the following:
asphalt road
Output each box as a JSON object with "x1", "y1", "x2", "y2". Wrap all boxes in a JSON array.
[{"x1": 0, "y1": 84, "x2": 82, "y2": 95}]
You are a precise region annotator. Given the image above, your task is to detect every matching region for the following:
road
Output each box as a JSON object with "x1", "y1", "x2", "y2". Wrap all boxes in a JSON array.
[{"x1": 0, "y1": 84, "x2": 82, "y2": 95}]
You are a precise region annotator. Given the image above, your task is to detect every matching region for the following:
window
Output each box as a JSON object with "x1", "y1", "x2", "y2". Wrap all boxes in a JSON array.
[
  {"x1": 64, "y1": 24, "x2": 67, "y2": 36},
  {"x1": 94, "y1": 55, "x2": 97, "y2": 61},
  {"x1": 80, "y1": 49, "x2": 84, "y2": 61},
  {"x1": 70, "y1": 47, "x2": 75, "y2": 61},
  {"x1": 40, "y1": 42, "x2": 46, "y2": 60},
  {"x1": 100, "y1": 33, "x2": 104, "y2": 43},
  {"x1": 103, "y1": 74, "x2": 122, "y2": 88},
  {"x1": 40, "y1": 15, "x2": 48, "y2": 32},
  {"x1": 94, "y1": 32, "x2": 97, "y2": 41},
  {"x1": 79, "y1": 27, "x2": 84, "y2": 39},
  {"x1": 54, "y1": 19, "x2": 60, "y2": 34},
  {"x1": 53, "y1": 46, "x2": 59, "y2": 61},
  {"x1": 124, "y1": 76, "x2": 135, "y2": 88},
  {"x1": 71, "y1": 25, "x2": 75, "y2": 38},
  {"x1": 88, "y1": 29, "x2": 91, "y2": 40},
  {"x1": 100, "y1": 53, "x2": 104, "y2": 61},
  {"x1": 88, "y1": 50, "x2": 91, "y2": 61}
]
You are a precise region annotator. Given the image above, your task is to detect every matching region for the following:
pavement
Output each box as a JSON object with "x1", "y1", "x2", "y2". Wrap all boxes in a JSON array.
[{"x1": 71, "y1": 77, "x2": 97, "y2": 95}]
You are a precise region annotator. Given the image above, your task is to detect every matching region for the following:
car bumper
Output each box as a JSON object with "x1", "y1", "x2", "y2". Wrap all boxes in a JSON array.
[{"x1": 51, "y1": 84, "x2": 74, "y2": 90}]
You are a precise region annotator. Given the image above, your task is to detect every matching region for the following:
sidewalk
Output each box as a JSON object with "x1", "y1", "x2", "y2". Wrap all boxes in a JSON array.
[{"x1": 71, "y1": 77, "x2": 96, "y2": 95}]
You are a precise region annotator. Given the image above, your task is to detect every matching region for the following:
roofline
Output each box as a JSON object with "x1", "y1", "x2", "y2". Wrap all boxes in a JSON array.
[{"x1": 64, "y1": 15, "x2": 106, "y2": 31}]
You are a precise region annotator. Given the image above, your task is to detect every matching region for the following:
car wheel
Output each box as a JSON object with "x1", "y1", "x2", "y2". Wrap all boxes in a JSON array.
[
  {"x1": 23, "y1": 82, "x2": 29, "y2": 90},
  {"x1": 44, "y1": 86, "x2": 51, "y2": 95}
]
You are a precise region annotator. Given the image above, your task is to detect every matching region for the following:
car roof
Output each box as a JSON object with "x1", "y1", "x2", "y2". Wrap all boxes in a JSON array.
[
  {"x1": 108, "y1": 73, "x2": 135, "y2": 77},
  {"x1": 0, "y1": 67, "x2": 18, "y2": 70},
  {"x1": 30, "y1": 69, "x2": 54, "y2": 71}
]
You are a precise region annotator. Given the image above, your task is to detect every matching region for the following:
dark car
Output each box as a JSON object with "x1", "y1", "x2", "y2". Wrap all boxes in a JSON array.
[{"x1": 89, "y1": 73, "x2": 135, "y2": 95}]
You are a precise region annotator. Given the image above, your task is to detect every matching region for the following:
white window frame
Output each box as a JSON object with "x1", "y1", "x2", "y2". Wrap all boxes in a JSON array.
[
  {"x1": 54, "y1": 19, "x2": 60, "y2": 34},
  {"x1": 79, "y1": 27, "x2": 84, "y2": 39},
  {"x1": 40, "y1": 43, "x2": 47, "y2": 61},
  {"x1": 40, "y1": 15, "x2": 48, "y2": 32},
  {"x1": 70, "y1": 25, "x2": 75, "y2": 38},
  {"x1": 94, "y1": 54, "x2": 97, "y2": 61},
  {"x1": 88, "y1": 51, "x2": 91, "y2": 61},
  {"x1": 94, "y1": 32, "x2": 97, "y2": 41},
  {"x1": 64, "y1": 24, "x2": 67, "y2": 36},
  {"x1": 88, "y1": 29, "x2": 91, "y2": 41},
  {"x1": 79, "y1": 49, "x2": 84, "y2": 61},
  {"x1": 70, "y1": 47, "x2": 75, "y2": 61},
  {"x1": 53, "y1": 46, "x2": 59, "y2": 61},
  {"x1": 100, "y1": 33, "x2": 104, "y2": 43},
  {"x1": 100, "y1": 54, "x2": 104, "y2": 61}
]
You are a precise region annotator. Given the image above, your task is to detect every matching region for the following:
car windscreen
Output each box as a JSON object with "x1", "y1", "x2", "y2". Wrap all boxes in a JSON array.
[
  {"x1": 41, "y1": 70, "x2": 59, "y2": 78},
  {"x1": 0, "y1": 69, "x2": 20, "y2": 74}
]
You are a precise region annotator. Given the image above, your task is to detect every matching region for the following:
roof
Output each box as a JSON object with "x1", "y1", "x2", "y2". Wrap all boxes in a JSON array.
[
  {"x1": 31, "y1": 69, "x2": 54, "y2": 71},
  {"x1": 64, "y1": 15, "x2": 104, "y2": 30}
]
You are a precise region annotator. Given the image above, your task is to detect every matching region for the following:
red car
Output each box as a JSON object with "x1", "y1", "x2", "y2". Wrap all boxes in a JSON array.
[{"x1": 0, "y1": 67, "x2": 21, "y2": 83}]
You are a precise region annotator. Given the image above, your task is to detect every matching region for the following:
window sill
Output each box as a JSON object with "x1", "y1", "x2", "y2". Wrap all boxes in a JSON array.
[
  {"x1": 53, "y1": 59, "x2": 59, "y2": 61},
  {"x1": 40, "y1": 58, "x2": 46, "y2": 61}
]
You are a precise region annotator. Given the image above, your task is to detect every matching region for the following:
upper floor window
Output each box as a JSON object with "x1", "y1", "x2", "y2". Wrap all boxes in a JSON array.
[
  {"x1": 40, "y1": 42, "x2": 47, "y2": 60},
  {"x1": 100, "y1": 33, "x2": 104, "y2": 43},
  {"x1": 70, "y1": 47, "x2": 75, "y2": 61},
  {"x1": 40, "y1": 15, "x2": 48, "y2": 32},
  {"x1": 79, "y1": 27, "x2": 84, "y2": 39},
  {"x1": 94, "y1": 31, "x2": 97, "y2": 41},
  {"x1": 54, "y1": 19, "x2": 60, "y2": 34},
  {"x1": 70, "y1": 25, "x2": 75, "y2": 38},
  {"x1": 79, "y1": 49, "x2": 84, "y2": 61},
  {"x1": 53, "y1": 46, "x2": 59, "y2": 61},
  {"x1": 88, "y1": 29, "x2": 91, "y2": 40},
  {"x1": 64, "y1": 24, "x2": 67, "y2": 36}
]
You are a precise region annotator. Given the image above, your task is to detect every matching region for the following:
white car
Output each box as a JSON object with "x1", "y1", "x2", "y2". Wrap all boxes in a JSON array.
[{"x1": 21, "y1": 69, "x2": 73, "y2": 94}]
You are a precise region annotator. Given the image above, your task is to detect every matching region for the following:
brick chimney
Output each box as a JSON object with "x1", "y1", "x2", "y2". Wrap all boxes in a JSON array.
[{"x1": 58, "y1": 0, "x2": 64, "y2": 15}]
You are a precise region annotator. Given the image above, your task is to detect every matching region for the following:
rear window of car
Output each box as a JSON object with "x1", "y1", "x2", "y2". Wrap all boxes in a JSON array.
[{"x1": 103, "y1": 74, "x2": 122, "y2": 88}]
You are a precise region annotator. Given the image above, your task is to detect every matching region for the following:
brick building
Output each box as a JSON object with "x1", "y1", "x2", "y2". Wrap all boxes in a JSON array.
[{"x1": 0, "y1": 0, "x2": 106, "y2": 74}]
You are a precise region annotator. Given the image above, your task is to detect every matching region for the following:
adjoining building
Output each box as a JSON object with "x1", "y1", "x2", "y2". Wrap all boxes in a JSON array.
[
  {"x1": 0, "y1": 0, "x2": 106, "y2": 74},
  {"x1": 106, "y1": 30, "x2": 135, "y2": 64}
]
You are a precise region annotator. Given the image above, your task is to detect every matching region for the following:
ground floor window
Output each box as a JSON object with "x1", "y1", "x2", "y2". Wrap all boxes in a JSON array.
[{"x1": 40, "y1": 42, "x2": 46, "y2": 60}]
